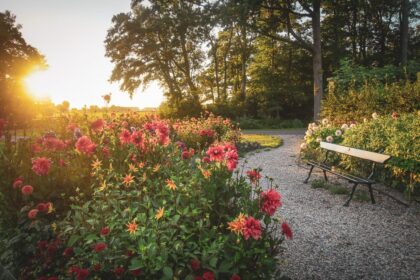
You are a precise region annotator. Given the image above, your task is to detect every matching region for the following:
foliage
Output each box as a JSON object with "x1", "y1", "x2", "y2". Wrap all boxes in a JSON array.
[
  {"x1": 321, "y1": 72, "x2": 420, "y2": 124},
  {"x1": 104, "y1": 0, "x2": 420, "y2": 120},
  {"x1": 0, "y1": 11, "x2": 46, "y2": 124},
  {"x1": 0, "y1": 113, "x2": 292, "y2": 279},
  {"x1": 172, "y1": 113, "x2": 241, "y2": 150},
  {"x1": 300, "y1": 113, "x2": 420, "y2": 196},
  {"x1": 329, "y1": 60, "x2": 420, "y2": 92}
]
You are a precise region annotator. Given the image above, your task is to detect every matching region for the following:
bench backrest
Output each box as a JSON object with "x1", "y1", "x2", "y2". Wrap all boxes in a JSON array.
[{"x1": 320, "y1": 142, "x2": 390, "y2": 163}]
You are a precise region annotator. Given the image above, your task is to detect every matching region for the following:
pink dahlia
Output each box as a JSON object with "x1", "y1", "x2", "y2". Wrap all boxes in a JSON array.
[
  {"x1": 260, "y1": 189, "x2": 282, "y2": 216},
  {"x1": 281, "y1": 222, "x2": 293, "y2": 239},
  {"x1": 12, "y1": 177, "x2": 24, "y2": 189},
  {"x1": 32, "y1": 157, "x2": 52, "y2": 176},
  {"x1": 119, "y1": 129, "x2": 131, "y2": 144},
  {"x1": 243, "y1": 216, "x2": 262, "y2": 240},
  {"x1": 28, "y1": 209, "x2": 38, "y2": 219},
  {"x1": 246, "y1": 169, "x2": 262, "y2": 184},
  {"x1": 21, "y1": 185, "x2": 34, "y2": 196},
  {"x1": 75, "y1": 136, "x2": 96, "y2": 156},
  {"x1": 206, "y1": 145, "x2": 225, "y2": 162}
]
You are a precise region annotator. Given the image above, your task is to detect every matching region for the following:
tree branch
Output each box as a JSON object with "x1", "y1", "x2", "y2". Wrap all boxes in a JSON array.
[{"x1": 296, "y1": 0, "x2": 314, "y2": 15}]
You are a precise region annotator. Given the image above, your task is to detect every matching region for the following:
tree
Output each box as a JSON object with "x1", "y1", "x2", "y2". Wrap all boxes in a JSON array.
[
  {"x1": 401, "y1": 0, "x2": 409, "y2": 64},
  {"x1": 105, "y1": 0, "x2": 215, "y2": 117},
  {"x1": 0, "y1": 11, "x2": 46, "y2": 122},
  {"x1": 251, "y1": 0, "x2": 323, "y2": 120}
]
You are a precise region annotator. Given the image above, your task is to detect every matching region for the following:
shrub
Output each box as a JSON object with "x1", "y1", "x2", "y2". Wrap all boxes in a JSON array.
[
  {"x1": 322, "y1": 73, "x2": 420, "y2": 124},
  {"x1": 0, "y1": 113, "x2": 291, "y2": 279},
  {"x1": 173, "y1": 113, "x2": 241, "y2": 150},
  {"x1": 300, "y1": 113, "x2": 420, "y2": 196},
  {"x1": 330, "y1": 59, "x2": 420, "y2": 92}
]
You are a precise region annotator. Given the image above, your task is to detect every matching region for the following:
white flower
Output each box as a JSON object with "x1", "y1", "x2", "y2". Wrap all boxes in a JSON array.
[
  {"x1": 341, "y1": 124, "x2": 349, "y2": 130},
  {"x1": 300, "y1": 143, "x2": 307, "y2": 149},
  {"x1": 322, "y1": 118, "x2": 329, "y2": 125},
  {"x1": 316, "y1": 137, "x2": 322, "y2": 143},
  {"x1": 326, "y1": 136, "x2": 334, "y2": 143},
  {"x1": 312, "y1": 125, "x2": 319, "y2": 131},
  {"x1": 305, "y1": 130, "x2": 313, "y2": 136},
  {"x1": 372, "y1": 112, "x2": 378, "y2": 119},
  {"x1": 304, "y1": 135, "x2": 308, "y2": 140},
  {"x1": 335, "y1": 129, "x2": 342, "y2": 136},
  {"x1": 363, "y1": 118, "x2": 368, "y2": 123},
  {"x1": 350, "y1": 123, "x2": 356, "y2": 128}
]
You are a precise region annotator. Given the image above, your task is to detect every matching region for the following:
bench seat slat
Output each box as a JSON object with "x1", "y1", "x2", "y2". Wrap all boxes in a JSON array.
[{"x1": 320, "y1": 142, "x2": 390, "y2": 163}]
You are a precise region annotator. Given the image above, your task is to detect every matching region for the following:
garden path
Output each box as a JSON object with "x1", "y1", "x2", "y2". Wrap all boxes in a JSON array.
[{"x1": 241, "y1": 133, "x2": 420, "y2": 280}]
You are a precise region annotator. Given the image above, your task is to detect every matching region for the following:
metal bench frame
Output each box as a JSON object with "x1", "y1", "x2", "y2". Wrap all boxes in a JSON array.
[{"x1": 303, "y1": 142, "x2": 391, "y2": 206}]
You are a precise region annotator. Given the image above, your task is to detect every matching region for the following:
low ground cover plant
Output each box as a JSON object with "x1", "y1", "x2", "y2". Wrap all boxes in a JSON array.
[
  {"x1": 0, "y1": 113, "x2": 292, "y2": 279},
  {"x1": 300, "y1": 113, "x2": 420, "y2": 196}
]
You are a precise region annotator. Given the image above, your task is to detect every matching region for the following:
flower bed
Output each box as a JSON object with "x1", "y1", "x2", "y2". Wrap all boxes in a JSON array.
[
  {"x1": 300, "y1": 112, "x2": 420, "y2": 196},
  {"x1": 0, "y1": 113, "x2": 291, "y2": 279}
]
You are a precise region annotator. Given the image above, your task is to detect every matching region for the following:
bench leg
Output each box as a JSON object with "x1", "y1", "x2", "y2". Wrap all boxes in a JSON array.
[
  {"x1": 304, "y1": 165, "x2": 314, "y2": 184},
  {"x1": 323, "y1": 170, "x2": 328, "y2": 181},
  {"x1": 344, "y1": 183, "x2": 358, "y2": 207},
  {"x1": 368, "y1": 184, "x2": 375, "y2": 204}
]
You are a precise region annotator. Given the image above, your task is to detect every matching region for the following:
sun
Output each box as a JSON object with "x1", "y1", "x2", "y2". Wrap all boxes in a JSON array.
[{"x1": 24, "y1": 70, "x2": 51, "y2": 100}]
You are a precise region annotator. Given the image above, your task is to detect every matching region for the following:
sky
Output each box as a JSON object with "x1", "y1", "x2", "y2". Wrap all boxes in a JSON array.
[{"x1": 0, "y1": 0, "x2": 165, "y2": 109}]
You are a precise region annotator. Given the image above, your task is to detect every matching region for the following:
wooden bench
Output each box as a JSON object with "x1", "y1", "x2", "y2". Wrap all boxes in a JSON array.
[{"x1": 303, "y1": 142, "x2": 391, "y2": 206}]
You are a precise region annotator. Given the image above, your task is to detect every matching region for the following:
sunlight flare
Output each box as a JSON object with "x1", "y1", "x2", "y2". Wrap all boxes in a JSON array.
[{"x1": 24, "y1": 70, "x2": 51, "y2": 100}]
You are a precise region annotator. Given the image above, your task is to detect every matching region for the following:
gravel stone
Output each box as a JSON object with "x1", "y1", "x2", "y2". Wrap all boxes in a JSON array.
[{"x1": 240, "y1": 133, "x2": 420, "y2": 280}]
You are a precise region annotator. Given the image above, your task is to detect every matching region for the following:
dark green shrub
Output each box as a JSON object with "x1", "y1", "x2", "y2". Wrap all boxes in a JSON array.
[{"x1": 330, "y1": 59, "x2": 420, "y2": 92}]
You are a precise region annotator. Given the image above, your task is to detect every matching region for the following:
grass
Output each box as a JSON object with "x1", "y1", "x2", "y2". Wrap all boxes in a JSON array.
[
  {"x1": 310, "y1": 179, "x2": 370, "y2": 202},
  {"x1": 240, "y1": 134, "x2": 283, "y2": 148}
]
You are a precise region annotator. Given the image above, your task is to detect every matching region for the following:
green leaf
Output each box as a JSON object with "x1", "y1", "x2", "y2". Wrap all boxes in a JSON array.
[
  {"x1": 209, "y1": 257, "x2": 218, "y2": 268},
  {"x1": 219, "y1": 261, "x2": 232, "y2": 272},
  {"x1": 67, "y1": 235, "x2": 80, "y2": 247},
  {"x1": 162, "y1": 266, "x2": 173, "y2": 278},
  {"x1": 129, "y1": 258, "x2": 142, "y2": 270}
]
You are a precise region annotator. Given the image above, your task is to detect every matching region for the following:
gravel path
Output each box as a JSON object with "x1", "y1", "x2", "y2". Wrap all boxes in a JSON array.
[{"x1": 241, "y1": 134, "x2": 420, "y2": 280}]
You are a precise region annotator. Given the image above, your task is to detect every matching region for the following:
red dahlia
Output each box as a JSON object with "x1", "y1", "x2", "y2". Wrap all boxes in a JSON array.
[
  {"x1": 21, "y1": 185, "x2": 33, "y2": 196},
  {"x1": 32, "y1": 157, "x2": 52, "y2": 176},
  {"x1": 94, "y1": 242, "x2": 107, "y2": 252},
  {"x1": 281, "y1": 222, "x2": 293, "y2": 240},
  {"x1": 243, "y1": 216, "x2": 262, "y2": 240},
  {"x1": 260, "y1": 189, "x2": 282, "y2": 216},
  {"x1": 191, "y1": 259, "x2": 200, "y2": 271},
  {"x1": 100, "y1": 226, "x2": 110, "y2": 236}
]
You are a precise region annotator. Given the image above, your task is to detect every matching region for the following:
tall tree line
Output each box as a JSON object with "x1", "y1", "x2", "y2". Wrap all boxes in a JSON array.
[{"x1": 105, "y1": 0, "x2": 419, "y2": 120}]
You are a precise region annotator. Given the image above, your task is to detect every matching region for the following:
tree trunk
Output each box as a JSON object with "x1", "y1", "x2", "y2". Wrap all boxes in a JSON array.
[
  {"x1": 212, "y1": 40, "x2": 221, "y2": 102},
  {"x1": 240, "y1": 25, "x2": 247, "y2": 103},
  {"x1": 401, "y1": 0, "x2": 409, "y2": 65},
  {"x1": 312, "y1": 0, "x2": 323, "y2": 121}
]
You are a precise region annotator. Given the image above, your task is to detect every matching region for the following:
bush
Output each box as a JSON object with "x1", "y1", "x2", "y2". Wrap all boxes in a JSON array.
[
  {"x1": 330, "y1": 59, "x2": 420, "y2": 92},
  {"x1": 172, "y1": 113, "x2": 241, "y2": 150},
  {"x1": 322, "y1": 73, "x2": 420, "y2": 124},
  {"x1": 300, "y1": 113, "x2": 420, "y2": 196},
  {"x1": 0, "y1": 113, "x2": 292, "y2": 279}
]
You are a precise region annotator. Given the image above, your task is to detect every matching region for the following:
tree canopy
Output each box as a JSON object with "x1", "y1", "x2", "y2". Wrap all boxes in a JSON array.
[
  {"x1": 105, "y1": 0, "x2": 419, "y2": 120},
  {"x1": 0, "y1": 11, "x2": 46, "y2": 122}
]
